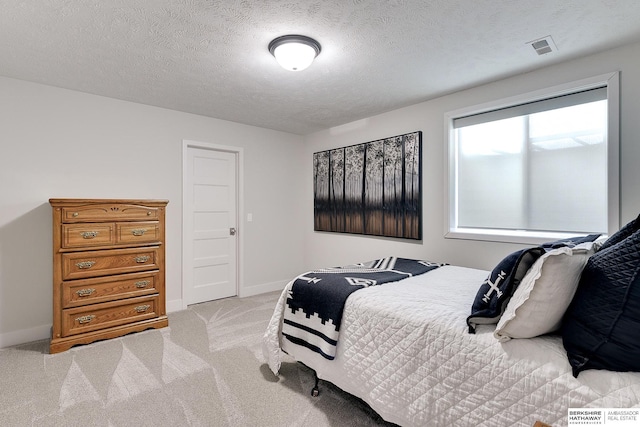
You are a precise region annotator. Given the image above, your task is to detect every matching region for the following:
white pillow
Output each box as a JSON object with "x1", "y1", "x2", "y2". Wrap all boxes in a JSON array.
[{"x1": 494, "y1": 243, "x2": 596, "y2": 342}]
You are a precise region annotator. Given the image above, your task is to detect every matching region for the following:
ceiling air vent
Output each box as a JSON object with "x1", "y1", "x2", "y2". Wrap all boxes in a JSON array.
[{"x1": 528, "y1": 35, "x2": 557, "y2": 55}]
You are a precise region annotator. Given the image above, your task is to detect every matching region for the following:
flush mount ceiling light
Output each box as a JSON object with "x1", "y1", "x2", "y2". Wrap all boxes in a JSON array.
[{"x1": 268, "y1": 35, "x2": 321, "y2": 71}]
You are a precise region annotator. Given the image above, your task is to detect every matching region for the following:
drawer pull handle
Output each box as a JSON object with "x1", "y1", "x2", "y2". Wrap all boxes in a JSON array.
[
  {"x1": 131, "y1": 229, "x2": 147, "y2": 236},
  {"x1": 80, "y1": 231, "x2": 99, "y2": 239},
  {"x1": 134, "y1": 255, "x2": 150, "y2": 263},
  {"x1": 72, "y1": 212, "x2": 79, "y2": 217},
  {"x1": 76, "y1": 315, "x2": 96, "y2": 324},
  {"x1": 135, "y1": 280, "x2": 150, "y2": 288},
  {"x1": 76, "y1": 288, "x2": 96, "y2": 297},
  {"x1": 76, "y1": 261, "x2": 96, "y2": 269},
  {"x1": 135, "y1": 305, "x2": 151, "y2": 313}
]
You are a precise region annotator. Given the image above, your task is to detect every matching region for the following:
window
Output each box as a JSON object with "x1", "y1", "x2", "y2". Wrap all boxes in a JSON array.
[{"x1": 446, "y1": 73, "x2": 619, "y2": 244}]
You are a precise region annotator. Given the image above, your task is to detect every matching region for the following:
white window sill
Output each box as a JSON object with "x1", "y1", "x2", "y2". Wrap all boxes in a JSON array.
[{"x1": 445, "y1": 228, "x2": 601, "y2": 245}]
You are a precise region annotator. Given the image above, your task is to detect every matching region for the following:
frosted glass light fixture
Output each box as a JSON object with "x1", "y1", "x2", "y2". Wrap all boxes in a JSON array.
[{"x1": 268, "y1": 35, "x2": 321, "y2": 71}]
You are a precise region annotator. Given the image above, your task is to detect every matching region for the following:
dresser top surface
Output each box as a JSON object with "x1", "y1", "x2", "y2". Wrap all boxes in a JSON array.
[{"x1": 49, "y1": 198, "x2": 169, "y2": 206}]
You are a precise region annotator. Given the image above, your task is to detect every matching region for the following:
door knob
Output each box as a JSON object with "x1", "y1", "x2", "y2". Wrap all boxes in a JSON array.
[{"x1": 229, "y1": 227, "x2": 236, "y2": 236}]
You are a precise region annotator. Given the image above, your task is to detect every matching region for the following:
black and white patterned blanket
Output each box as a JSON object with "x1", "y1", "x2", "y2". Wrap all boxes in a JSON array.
[{"x1": 282, "y1": 257, "x2": 445, "y2": 360}]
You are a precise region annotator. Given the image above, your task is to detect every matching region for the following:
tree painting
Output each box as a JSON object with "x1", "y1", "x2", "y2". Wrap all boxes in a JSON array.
[{"x1": 313, "y1": 131, "x2": 422, "y2": 240}]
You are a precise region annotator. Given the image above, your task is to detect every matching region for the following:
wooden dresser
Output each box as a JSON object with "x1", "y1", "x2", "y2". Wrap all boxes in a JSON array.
[{"x1": 49, "y1": 198, "x2": 169, "y2": 353}]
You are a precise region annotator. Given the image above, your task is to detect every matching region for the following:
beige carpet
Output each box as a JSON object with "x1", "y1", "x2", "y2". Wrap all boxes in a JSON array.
[{"x1": 0, "y1": 291, "x2": 396, "y2": 426}]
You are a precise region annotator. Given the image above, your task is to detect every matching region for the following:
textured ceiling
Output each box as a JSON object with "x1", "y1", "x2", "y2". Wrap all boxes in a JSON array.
[{"x1": 2, "y1": 0, "x2": 640, "y2": 135}]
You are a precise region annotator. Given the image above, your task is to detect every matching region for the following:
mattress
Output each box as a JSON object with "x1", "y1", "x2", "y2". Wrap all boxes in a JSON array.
[{"x1": 263, "y1": 265, "x2": 640, "y2": 426}]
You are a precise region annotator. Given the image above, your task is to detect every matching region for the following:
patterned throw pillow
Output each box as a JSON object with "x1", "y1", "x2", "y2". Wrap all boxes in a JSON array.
[
  {"x1": 467, "y1": 234, "x2": 601, "y2": 333},
  {"x1": 467, "y1": 247, "x2": 544, "y2": 333}
]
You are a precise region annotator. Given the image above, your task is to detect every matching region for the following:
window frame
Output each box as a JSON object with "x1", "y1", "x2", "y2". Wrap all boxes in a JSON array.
[{"x1": 444, "y1": 72, "x2": 619, "y2": 244}]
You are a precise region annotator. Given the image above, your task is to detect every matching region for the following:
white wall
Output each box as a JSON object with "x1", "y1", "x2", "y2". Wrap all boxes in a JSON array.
[
  {"x1": 302, "y1": 41, "x2": 640, "y2": 272},
  {"x1": 0, "y1": 77, "x2": 305, "y2": 347},
  {"x1": 3, "y1": 40, "x2": 640, "y2": 349}
]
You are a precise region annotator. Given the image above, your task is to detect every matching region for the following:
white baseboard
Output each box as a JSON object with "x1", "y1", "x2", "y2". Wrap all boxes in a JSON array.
[
  {"x1": 239, "y1": 280, "x2": 288, "y2": 297},
  {"x1": 0, "y1": 324, "x2": 50, "y2": 349},
  {"x1": 168, "y1": 280, "x2": 287, "y2": 312},
  {"x1": 0, "y1": 281, "x2": 291, "y2": 348}
]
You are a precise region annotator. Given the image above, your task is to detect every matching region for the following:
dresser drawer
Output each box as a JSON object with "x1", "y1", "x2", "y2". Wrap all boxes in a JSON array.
[
  {"x1": 62, "y1": 271, "x2": 159, "y2": 308},
  {"x1": 61, "y1": 247, "x2": 160, "y2": 280},
  {"x1": 116, "y1": 221, "x2": 160, "y2": 244},
  {"x1": 62, "y1": 295, "x2": 158, "y2": 337},
  {"x1": 61, "y1": 203, "x2": 160, "y2": 223},
  {"x1": 61, "y1": 223, "x2": 115, "y2": 248}
]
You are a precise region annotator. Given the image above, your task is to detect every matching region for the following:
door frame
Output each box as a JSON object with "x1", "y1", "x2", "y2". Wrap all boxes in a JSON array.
[{"x1": 182, "y1": 139, "x2": 244, "y2": 309}]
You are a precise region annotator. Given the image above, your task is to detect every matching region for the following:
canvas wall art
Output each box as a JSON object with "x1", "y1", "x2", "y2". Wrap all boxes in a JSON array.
[{"x1": 313, "y1": 131, "x2": 422, "y2": 240}]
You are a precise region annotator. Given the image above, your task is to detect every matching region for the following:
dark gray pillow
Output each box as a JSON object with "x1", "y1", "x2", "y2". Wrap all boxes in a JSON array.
[
  {"x1": 562, "y1": 227, "x2": 640, "y2": 377},
  {"x1": 598, "y1": 213, "x2": 640, "y2": 251}
]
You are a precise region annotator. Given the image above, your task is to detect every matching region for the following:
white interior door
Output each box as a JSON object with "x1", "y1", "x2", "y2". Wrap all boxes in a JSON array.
[{"x1": 184, "y1": 145, "x2": 238, "y2": 306}]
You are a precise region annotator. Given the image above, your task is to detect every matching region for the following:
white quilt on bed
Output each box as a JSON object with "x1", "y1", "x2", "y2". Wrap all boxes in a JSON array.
[{"x1": 263, "y1": 265, "x2": 640, "y2": 427}]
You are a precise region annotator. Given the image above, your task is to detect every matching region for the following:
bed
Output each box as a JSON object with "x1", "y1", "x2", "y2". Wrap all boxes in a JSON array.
[{"x1": 263, "y1": 225, "x2": 640, "y2": 426}]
